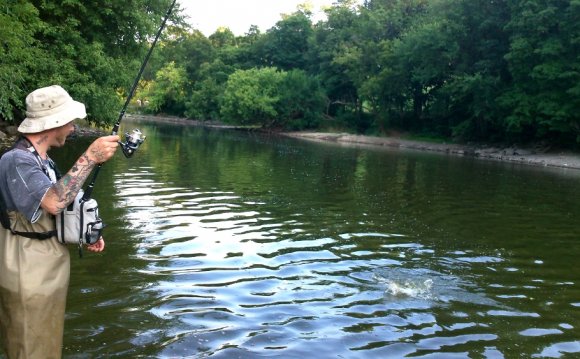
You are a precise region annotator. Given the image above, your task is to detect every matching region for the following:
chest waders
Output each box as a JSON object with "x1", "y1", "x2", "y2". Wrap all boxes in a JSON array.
[
  {"x1": 0, "y1": 138, "x2": 69, "y2": 358},
  {"x1": 0, "y1": 210, "x2": 70, "y2": 359}
]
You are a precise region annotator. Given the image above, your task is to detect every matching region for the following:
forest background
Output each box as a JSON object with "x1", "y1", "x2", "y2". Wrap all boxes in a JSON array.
[{"x1": 1, "y1": 0, "x2": 579, "y2": 149}]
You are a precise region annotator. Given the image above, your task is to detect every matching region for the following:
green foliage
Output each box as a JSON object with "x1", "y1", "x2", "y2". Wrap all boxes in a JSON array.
[
  {"x1": 426, "y1": 0, "x2": 511, "y2": 141},
  {"x1": 0, "y1": 2, "x2": 42, "y2": 121},
  {"x1": 308, "y1": 3, "x2": 361, "y2": 118},
  {"x1": 185, "y1": 60, "x2": 234, "y2": 120},
  {"x1": 220, "y1": 67, "x2": 326, "y2": 130},
  {"x1": 277, "y1": 70, "x2": 327, "y2": 130},
  {"x1": 0, "y1": 0, "x2": 182, "y2": 127},
  {"x1": 158, "y1": 30, "x2": 215, "y2": 83},
  {"x1": 3, "y1": 0, "x2": 579, "y2": 148},
  {"x1": 221, "y1": 67, "x2": 285, "y2": 126},
  {"x1": 253, "y1": 11, "x2": 313, "y2": 71},
  {"x1": 500, "y1": 0, "x2": 580, "y2": 143},
  {"x1": 142, "y1": 61, "x2": 188, "y2": 115},
  {"x1": 209, "y1": 28, "x2": 237, "y2": 48}
]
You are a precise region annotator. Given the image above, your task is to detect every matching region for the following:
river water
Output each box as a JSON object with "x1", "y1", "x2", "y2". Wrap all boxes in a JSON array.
[{"x1": 53, "y1": 120, "x2": 580, "y2": 358}]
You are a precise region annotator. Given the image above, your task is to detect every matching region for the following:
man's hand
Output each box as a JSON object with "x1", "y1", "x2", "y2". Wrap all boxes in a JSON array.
[
  {"x1": 86, "y1": 135, "x2": 120, "y2": 163},
  {"x1": 86, "y1": 237, "x2": 105, "y2": 252}
]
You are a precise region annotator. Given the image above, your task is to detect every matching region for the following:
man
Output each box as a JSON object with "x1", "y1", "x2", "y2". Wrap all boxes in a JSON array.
[{"x1": 0, "y1": 85, "x2": 120, "y2": 358}]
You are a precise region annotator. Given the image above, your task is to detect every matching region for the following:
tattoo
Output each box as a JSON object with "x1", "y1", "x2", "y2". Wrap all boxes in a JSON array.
[
  {"x1": 49, "y1": 152, "x2": 97, "y2": 213},
  {"x1": 89, "y1": 146, "x2": 107, "y2": 163}
]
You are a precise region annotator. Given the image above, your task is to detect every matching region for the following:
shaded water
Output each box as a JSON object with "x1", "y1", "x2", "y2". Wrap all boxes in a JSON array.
[{"x1": 53, "y1": 120, "x2": 580, "y2": 358}]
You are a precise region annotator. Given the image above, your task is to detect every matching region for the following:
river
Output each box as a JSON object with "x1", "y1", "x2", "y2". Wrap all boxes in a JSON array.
[{"x1": 52, "y1": 119, "x2": 580, "y2": 358}]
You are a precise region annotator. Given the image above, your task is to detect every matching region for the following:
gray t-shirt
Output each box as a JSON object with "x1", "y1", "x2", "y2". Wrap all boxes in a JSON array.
[{"x1": 0, "y1": 148, "x2": 56, "y2": 223}]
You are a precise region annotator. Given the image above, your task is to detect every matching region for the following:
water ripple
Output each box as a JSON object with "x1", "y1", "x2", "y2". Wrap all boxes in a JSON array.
[{"x1": 106, "y1": 168, "x2": 580, "y2": 358}]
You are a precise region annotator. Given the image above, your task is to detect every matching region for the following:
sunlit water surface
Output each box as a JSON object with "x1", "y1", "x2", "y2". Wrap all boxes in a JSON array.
[{"x1": 52, "y1": 121, "x2": 580, "y2": 358}]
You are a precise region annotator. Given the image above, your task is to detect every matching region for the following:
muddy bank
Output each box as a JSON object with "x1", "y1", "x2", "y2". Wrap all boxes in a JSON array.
[{"x1": 282, "y1": 132, "x2": 580, "y2": 171}]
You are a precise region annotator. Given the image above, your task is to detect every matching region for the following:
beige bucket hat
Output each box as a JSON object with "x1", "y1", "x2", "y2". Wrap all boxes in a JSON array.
[{"x1": 18, "y1": 85, "x2": 87, "y2": 133}]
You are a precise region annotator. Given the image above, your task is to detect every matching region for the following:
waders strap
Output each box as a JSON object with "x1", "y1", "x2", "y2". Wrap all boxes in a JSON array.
[
  {"x1": 8, "y1": 228, "x2": 56, "y2": 240},
  {"x1": 0, "y1": 198, "x2": 56, "y2": 240}
]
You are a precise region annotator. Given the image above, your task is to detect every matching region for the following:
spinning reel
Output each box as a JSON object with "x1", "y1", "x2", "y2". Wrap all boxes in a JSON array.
[{"x1": 120, "y1": 128, "x2": 146, "y2": 158}]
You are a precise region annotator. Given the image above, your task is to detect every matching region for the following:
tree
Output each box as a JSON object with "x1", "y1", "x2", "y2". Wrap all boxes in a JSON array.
[
  {"x1": 321, "y1": 0, "x2": 429, "y2": 132},
  {"x1": 278, "y1": 70, "x2": 327, "y2": 130},
  {"x1": 157, "y1": 29, "x2": 214, "y2": 84},
  {"x1": 185, "y1": 59, "x2": 235, "y2": 120},
  {"x1": 253, "y1": 11, "x2": 314, "y2": 70},
  {"x1": 0, "y1": 0, "x2": 183, "y2": 127},
  {"x1": 220, "y1": 67, "x2": 285, "y2": 126},
  {"x1": 500, "y1": 0, "x2": 580, "y2": 144},
  {"x1": 309, "y1": 2, "x2": 361, "y2": 124},
  {"x1": 142, "y1": 61, "x2": 188, "y2": 115},
  {"x1": 429, "y1": 0, "x2": 511, "y2": 141},
  {"x1": 209, "y1": 27, "x2": 237, "y2": 48},
  {"x1": 0, "y1": 2, "x2": 43, "y2": 121}
]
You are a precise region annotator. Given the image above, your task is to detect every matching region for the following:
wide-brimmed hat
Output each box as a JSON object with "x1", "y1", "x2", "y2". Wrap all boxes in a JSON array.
[{"x1": 18, "y1": 85, "x2": 87, "y2": 133}]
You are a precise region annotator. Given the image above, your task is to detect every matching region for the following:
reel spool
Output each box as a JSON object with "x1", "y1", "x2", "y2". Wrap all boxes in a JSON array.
[{"x1": 120, "y1": 128, "x2": 146, "y2": 158}]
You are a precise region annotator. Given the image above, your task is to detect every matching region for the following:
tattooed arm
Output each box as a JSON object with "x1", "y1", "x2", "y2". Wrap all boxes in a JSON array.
[{"x1": 41, "y1": 135, "x2": 119, "y2": 215}]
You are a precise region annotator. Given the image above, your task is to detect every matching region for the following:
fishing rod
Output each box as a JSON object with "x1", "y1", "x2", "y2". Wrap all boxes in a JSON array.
[{"x1": 82, "y1": 0, "x2": 177, "y2": 201}]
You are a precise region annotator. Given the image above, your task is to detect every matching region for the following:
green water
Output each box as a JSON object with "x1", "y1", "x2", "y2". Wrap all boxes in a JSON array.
[{"x1": 51, "y1": 120, "x2": 580, "y2": 358}]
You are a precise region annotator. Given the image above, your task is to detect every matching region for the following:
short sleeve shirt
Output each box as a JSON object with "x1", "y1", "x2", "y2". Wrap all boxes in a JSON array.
[{"x1": 0, "y1": 148, "x2": 55, "y2": 223}]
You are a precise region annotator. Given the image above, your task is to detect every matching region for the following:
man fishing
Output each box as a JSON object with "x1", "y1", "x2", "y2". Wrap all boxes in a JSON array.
[{"x1": 0, "y1": 85, "x2": 119, "y2": 358}]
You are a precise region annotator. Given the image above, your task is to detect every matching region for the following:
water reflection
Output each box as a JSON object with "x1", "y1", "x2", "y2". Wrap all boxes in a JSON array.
[{"x1": 56, "y1": 122, "x2": 580, "y2": 358}]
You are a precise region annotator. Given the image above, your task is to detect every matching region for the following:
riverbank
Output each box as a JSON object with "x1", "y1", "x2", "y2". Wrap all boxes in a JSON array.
[
  {"x1": 125, "y1": 115, "x2": 580, "y2": 171},
  {"x1": 2, "y1": 114, "x2": 579, "y2": 171},
  {"x1": 282, "y1": 132, "x2": 580, "y2": 171}
]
